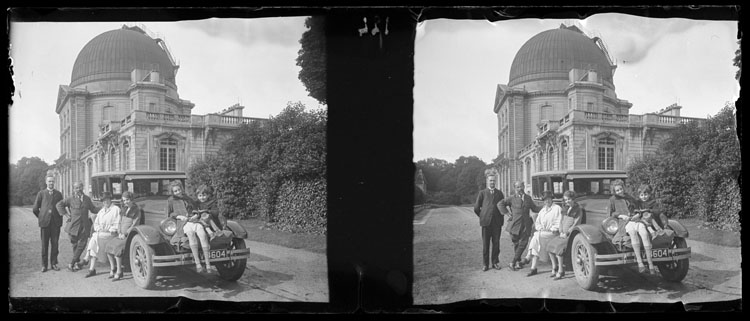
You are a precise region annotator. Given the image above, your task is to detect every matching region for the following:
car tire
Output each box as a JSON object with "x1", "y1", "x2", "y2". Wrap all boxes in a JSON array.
[
  {"x1": 571, "y1": 233, "x2": 599, "y2": 290},
  {"x1": 129, "y1": 234, "x2": 157, "y2": 289},
  {"x1": 216, "y1": 238, "x2": 247, "y2": 282},
  {"x1": 657, "y1": 237, "x2": 689, "y2": 282}
]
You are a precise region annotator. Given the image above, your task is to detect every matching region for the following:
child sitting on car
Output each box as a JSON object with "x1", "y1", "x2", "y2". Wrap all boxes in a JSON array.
[
  {"x1": 636, "y1": 184, "x2": 667, "y2": 234},
  {"x1": 610, "y1": 179, "x2": 657, "y2": 275},
  {"x1": 194, "y1": 184, "x2": 226, "y2": 239}
]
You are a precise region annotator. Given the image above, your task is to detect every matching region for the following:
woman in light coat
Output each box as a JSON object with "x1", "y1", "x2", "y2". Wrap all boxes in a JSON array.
[{"x1": 525, "y1": 190, "x2": 562, "y2": 277}]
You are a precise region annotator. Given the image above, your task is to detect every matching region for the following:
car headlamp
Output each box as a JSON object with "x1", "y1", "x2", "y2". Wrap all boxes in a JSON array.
[
  {"x1": 603, "y1": 217, "x2": 619, "y2": 235},
  {"x1": 161, "y1": 218, "x2": 178, "y2": 236}
]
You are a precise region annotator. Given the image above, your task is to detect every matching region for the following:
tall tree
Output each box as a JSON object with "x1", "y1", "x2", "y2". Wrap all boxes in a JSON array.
[
  {"x1": 10, "y1": 157, "x2": 50, "y2": 205},
  {"x1": 296, "y1": 16, "x2": 326, "y2": 105}
]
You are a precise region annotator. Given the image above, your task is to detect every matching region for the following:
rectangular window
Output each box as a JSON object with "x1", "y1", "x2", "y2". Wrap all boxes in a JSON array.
[
  {"x1": 587, "y1": 102, "x2": 594, "y2": 112},
  {"x1": 149, "y1": 102, "x2": 156, "y2": 112},
  {"x1": 159, "y1": 140, "x2": 177, "y2": 171},
  {"x1": 598, "y1": 146, "x2": 614, "y2": 170}
]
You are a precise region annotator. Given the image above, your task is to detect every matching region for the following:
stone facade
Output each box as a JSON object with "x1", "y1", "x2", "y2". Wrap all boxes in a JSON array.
[
  {"x1": 490, "y1": 25, "x2": 703, "y2": 195},
  {"x1": 53, "y1": 25, "x2": 265, "y2": 197}
]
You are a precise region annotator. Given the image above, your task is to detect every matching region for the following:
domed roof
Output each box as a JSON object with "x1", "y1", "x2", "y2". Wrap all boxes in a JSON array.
[
  {"x1": 509, "y1": 25, "x2": 614, "y2": 88},
  {"x1": 71, "y1": 26, "x2": 176, "y2": 88}
]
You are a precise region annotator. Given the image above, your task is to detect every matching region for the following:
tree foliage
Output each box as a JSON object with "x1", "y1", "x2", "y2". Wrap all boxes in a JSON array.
[
  {"x1": 187, "y1": 102, "x2": 327, "y2": 234},
  {"x1": 733, "y1": 40, "x2": 741, "y2": 81},
  {"x1": 10, "y1": 157, "x2": 51, "y2": 206},
  {"x1": 415, "y1": 156, "x2": 489, "y2": 205},
  {"x1": 296, "y1": 16, "x2": 326, "y2": 105},
  {"x1": 627, "y1": 103, "x2": 741, "y2": 232}
]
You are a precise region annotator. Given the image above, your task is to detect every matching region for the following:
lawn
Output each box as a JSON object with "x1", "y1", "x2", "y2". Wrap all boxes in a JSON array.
[
  {"x1": 678, "y1": 217, "x2": 741, "y2": 248},
  {"x1": 237, "y1": 217, "x2": 327, "y2": 254}
]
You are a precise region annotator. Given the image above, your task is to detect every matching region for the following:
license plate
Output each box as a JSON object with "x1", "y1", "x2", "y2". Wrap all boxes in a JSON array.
[
  {"x1": 650, "y1": 248, "x2": 674, "y2": 259},
  {"x1": 201, "y1": 249, "x2": 228, "y2": 260}
]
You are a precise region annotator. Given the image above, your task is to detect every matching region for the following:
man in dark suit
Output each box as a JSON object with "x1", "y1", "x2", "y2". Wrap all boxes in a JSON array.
[
  {"x1": 32, "y1": 176, "x2": 64, "y2": 272},
  {"x1": 473, "y1": 176, "x2": 504, "y2": 271},
  {"x1": 497, "y1": 181, "x2": 542, "y2": 271},
  {"x1": 56, "y1": 181, "x2": 100, "y2": 272}
]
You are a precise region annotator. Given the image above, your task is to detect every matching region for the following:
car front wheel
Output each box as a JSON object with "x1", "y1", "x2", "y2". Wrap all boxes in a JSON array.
[
  {"x1": 129, "y1": 234, "x2": 156, "y2": 289},
  {"x1": 657, "y1": 237, "x2": 689, "y2": 282},
  {"x1": 216, "y1": 238, "x2": 248, "y2": 282},
  {"x1": 571, "y1": 233, "x2": 600, "y2": 290}
]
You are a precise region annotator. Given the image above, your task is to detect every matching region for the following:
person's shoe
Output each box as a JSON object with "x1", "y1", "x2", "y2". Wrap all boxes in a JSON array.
[
  {"x1": 73, "y1": 262, "x2": 83, "y2": 271},
  {"x1": 638, "y1": 265, "x2": 647, "y2": 274},
  {"x1": 113, "y1": 272, "x2": 123, "y2": 281},
  {"x1": 80, "y1": 259, "x2": 89, "y2": 267},
  {"x1": 514, "y1": 262, "x2": 523, "y2": 270},
  {"x1": 196, "y1": 265, "x2": 205, "y2": 273},
  {"x1": 50, "y1": 264, "x2": 60, "y2": 271},
  {"x1": 41, "y1": 267, "x2": 48, "y2": 273},
  {"x1": 108, "y1": 270, "x2": 116, "y2": 279},
  {"x1": 84, "y1": 269, "x2": 96, "y2": 278},
  {"x1": 507, "y1": 262, "x2": 517, "y2": 271},
  {"x1": 649, "y1": 266, "x2": 658, "y2": 275},
  {"x1": 526, "y1": 268, "x2": 538, "y2": 277},
  {"x1": 550, "y1": 271, "x2": 557, "y2": 278},
  {"x1": 67, "y1": 264, "x2": 77, "y2": 272},
  {"x1": 482, "y1": 265, "x2": 489, "y2": 272},
  {"x1": 553, "y1": 272, "x2": 564, "y2": 280},
  {"x1": 205, "y1": 265, "x2": 216, "y2": 273}
]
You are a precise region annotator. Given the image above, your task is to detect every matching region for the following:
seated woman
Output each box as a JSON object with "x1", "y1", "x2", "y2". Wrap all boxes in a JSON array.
[
  {"x1": 195, "y1": 184, "x2": 227, "y2": 237},
  {"x1": 546, "y1": 190, "x2": 583, "y2": 280},
  {"x1": 104, "y1": 191, "x2": 142, "y2": 281},
  {"x1": 524, "y1": 190, "x2": 562, "y2": 277},
  {"x1": 165, "y1": 180, "x2": 210, "y2": 273},
  {"x1": 84, "y1": 192, "x2": 121, "y2": 278}
]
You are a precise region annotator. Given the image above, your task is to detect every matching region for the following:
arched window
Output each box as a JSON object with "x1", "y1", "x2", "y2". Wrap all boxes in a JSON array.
[
  {"x1": 547, "y1": 146, "x2": 555, "y2": 171},
  {"x1": 598, "y1": 137, "x2": 615, "y2": 170},
  {"x1": 122, "y1": 140, "x2": 130, "y2": 170},
  {"x1": 110, "y1": 147, "x2": 116, "y2": 171},
  {"x1": 160, "y1": 138, "x2": 177, "y2": 171},
  {"x1": 561, "y1": 139, "x2": 568, "y2": 170}
]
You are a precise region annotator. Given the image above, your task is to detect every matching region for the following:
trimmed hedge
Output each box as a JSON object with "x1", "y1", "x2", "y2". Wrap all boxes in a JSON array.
[{"x1": 268, "y1": 179, "x2": 327, "y2": 235}]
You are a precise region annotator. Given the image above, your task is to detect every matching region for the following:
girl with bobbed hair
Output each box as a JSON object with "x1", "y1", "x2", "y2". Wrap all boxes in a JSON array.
[{"x1": 546, "y1": 190, "x2": 582, "y2": 280}]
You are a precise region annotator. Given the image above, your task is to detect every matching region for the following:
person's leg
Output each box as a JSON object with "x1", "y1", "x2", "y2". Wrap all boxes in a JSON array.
[
  {"x1": 185, "y1": 228, "x2": 203, "y2": 272},
  {"x1": 40, "y1": 227, "x2": 50, "y2": 271},
  {"x1": 481, "y1": 226, "x2": 490, "y2": 269},
  {"x1": 50, "y1": 226, "x2": 60, "y2": 268},
  {"x1": 526, "y1": 255, "x2": 538, "y2": 276},
  {"x1": 518, "y1": 232, "x2": 531, "y2": 265},
  {"x1": 509, "y1": 233, "x2": 521, "y2": 268},
  {"x1": 627, "y1": 226, "x2": 645, "y2": 272},
  {"x1": 196, "y1": 227, "x2": 212, "y2": 271},
  {"x1": 107, "y1": 254, "x2": 116, "y2": 277},
  {"x1": 490, "y1": 222, "x2": 501, "y2": 267},
  {"x1": 72, "y1": 234, "x2": 87, "y2": 268},
  {"x1": 114, "y1": 255, "x2": 123, "y2": 278},
  {"x1": 556, "y1": 255, "x2": 565, "y2": 276},
  {"x1": 637, "y1": 224, "x2": 656, "y2": 274},
  {"x1": 548, "y1": 253, "x2": 558, "y2": 277}
]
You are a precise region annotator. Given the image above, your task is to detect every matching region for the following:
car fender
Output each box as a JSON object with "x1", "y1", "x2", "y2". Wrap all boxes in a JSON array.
[
  {"x1": 225, "y1": 220, "x2": 248, "y2": 239},
  {"x1": 132, "y1": 225, "x2": 167, "y2": 245},
  {"x1": 667, "y1": 219, "x2": 689, "y2": 238},
  {"x1": 570, "y1": 224, "x2": 607, "y2": 244}
]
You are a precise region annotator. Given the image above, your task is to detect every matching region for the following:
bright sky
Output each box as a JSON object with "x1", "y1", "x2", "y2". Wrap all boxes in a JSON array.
[
  {"x1": 9, "y1": 17, "x2": 324, "y2": 165},
  {"x1": 413, "y1": 13, "x2": 740, "y2": 164}
]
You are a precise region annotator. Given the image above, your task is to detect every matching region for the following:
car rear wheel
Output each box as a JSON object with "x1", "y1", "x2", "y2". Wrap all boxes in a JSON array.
[
  {"x1": 571, "y1": 233, "x2": 599, "y2": 290},
  {"x1": 129, "y1": 234, "x2": 156, "y2": 289},
  {"x1": 657, "y1": 237, "x2": 689, "y2": 282},
  {"x1": 216, "y1": 238, "x2": 247, "y2": 281}
]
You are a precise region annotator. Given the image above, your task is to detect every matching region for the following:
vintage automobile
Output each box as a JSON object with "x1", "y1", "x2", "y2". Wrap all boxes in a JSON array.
[
  {"x1": 118, "y1": 203, "x2": 251, "y2": 289},
  {"x1": 564, "y1": 211, "x2": 691, "y2": 290}
]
